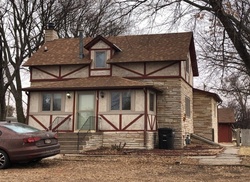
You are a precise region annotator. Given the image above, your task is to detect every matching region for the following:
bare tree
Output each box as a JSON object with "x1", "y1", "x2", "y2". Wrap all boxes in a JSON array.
[
  {"x1": 116, "y1": 0, "x2": 250, "y2": 75},
  {"x1": 0, "y1": 0, "x2": 130, "y2": 122},
  {"x1": 116, "y1": 0, "x2": 250, "y2": 127},
  {"x1": 219, "y1": 74, "x2": 250, "y2": 128}
]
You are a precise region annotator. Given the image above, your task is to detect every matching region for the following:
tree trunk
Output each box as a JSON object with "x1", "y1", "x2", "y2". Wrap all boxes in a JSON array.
[
  {"x1": 0, "y1": 35, "x2": 6, "y2": 120},
  {"x1": 10, "y1": 69, "x2": 26, "y2": 123}
]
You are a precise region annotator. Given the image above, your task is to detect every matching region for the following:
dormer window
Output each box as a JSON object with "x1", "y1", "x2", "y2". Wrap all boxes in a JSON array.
[{"x1": 95, "y1": 51, "x2": 106, "y2": 68}]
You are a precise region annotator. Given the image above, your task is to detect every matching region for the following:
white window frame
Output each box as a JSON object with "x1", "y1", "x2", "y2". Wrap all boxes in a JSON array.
[
  {"x1": 41, "y1": 93, "x2": 63, "y2": 112},
  {"x1": 94, "y1": 51, "x2": 107, "y2": 68},
  {"x1": 110, "y1": 90, "x2": 132, "y2": 111}
]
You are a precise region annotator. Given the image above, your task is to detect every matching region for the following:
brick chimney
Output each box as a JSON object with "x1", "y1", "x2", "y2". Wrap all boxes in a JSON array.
[{"x1": 45, "y1": 23, "x2": 58, "y2": 42}]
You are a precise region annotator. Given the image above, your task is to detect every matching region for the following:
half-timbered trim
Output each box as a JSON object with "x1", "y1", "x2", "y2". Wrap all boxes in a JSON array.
[
  {"x1": 23, "y1": 32, "x2": 205, "y2": 150},
  {"x1": 30, "y1": 115, "x2": 47, "y2": 130}
]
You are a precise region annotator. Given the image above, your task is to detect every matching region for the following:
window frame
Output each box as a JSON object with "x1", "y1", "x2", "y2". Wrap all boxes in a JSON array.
[
  {"x1": 94, "y1": 51, "x2": 107, "y2": 68},
  {"x1": 149, "y1": 92, "x2": 156, "y2": 112},
  {"x1": 185, "y1": 96, "x2": 191, "y2": 118},
  {"x1": 41, "y1": 93, "x2": 63, "y2": 112},
  {"x1": 110, "y1": 90, "x2": 132, "y2": 111}
]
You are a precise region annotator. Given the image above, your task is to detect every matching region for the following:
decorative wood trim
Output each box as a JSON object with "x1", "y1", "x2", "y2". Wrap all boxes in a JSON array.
[
  {"x1": 147, "y1": 114, "x2": 157, "y2": 131},
  {"x1": 146, "y1": 62, "x2": 178, "y2": 76},
  {"x1": 49, "y1": 115, "x2": 53, "y2": 130},
  {"x1": 33, "y1": 65, "x2": 89, "y2": 80},
  {"x1": 144, "y1": 89, "x2": 147, "y2": 145},
  {"x1": 119, "y1": 114, "x2": 122, "y2": 130},
  {"x1": 113, "y1": 64, "x2": 144, "y2": 76},
  {"x1": 30, "y1": 115, "x2": 47, "y2": 130},
  {"x1": 96, "y1": 91, "x2": 99, "y2": 131},
  {"x1": 34, "y1": 67, "x2": 58, "y2": 78},
  {"x1": 122, "y1": 114, "x2": 144, "y2": 130},
  {"x1": 61, "y1": 65, "x2": 88, "y2": 78},
  {"x1": 52, "y1": 115, "x2": 72, "y2": 131},
  {"x1": 72, "y1": 91, "x2": 76, "y2": 131},
  {"x1": 99, "y1": 115, "x2": 119, "y2": 130}
]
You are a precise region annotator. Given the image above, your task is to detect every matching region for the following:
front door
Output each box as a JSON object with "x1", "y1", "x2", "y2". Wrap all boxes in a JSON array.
[{"x1": 77, "y1": 92, "x2": 96, "y2": 130}]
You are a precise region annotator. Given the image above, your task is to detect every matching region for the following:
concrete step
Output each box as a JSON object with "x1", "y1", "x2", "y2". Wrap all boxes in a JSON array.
[{"x1": 57, "y1": 132, "x2": 103, "y2": 154}]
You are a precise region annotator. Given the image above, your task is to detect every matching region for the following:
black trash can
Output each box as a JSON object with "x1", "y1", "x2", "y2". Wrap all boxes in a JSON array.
[{"x1": 158, "y1": 128, "x2": 175, "y2": 149}]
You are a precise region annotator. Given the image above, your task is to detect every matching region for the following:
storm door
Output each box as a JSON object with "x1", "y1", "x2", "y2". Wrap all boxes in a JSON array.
[{"x1": 77, "y1": 92, "x2": 96, "y2": 130}]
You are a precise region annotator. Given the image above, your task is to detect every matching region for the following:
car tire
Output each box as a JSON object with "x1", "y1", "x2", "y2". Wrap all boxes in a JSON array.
[{"x1": 0, "y1": 150, "x2": 10, "y2": 169}]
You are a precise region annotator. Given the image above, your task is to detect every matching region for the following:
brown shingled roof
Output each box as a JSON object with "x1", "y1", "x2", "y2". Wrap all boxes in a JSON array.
[
  {"x1": 22, "y1": 76, "x2": 162, "y2": 91},
  {"x1": 23, "y1": 32, "x2": 198, "y2": 76},
  {"x1": 218, "y1": 108, "x2": 235, "y2": 123},
  {"x1": 193, "y1": 88, "x2": 222, "y2": 103}
]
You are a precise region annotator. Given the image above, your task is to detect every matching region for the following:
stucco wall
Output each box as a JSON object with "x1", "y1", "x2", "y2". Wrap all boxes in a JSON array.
[
  {"x1": 31, "y1": 65, "x2": 89, "y2": 80},
  {"x1": 112, "y1": 61, "x2": 180, "y2": 77}
]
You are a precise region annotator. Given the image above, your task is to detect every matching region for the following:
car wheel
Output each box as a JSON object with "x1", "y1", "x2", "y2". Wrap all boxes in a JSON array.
[{"x1": 0, "y1": 150, "x2": 10, "y2": 169}]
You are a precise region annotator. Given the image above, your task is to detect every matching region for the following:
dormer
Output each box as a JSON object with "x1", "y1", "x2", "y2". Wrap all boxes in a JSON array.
[{"x1": 84, "y1": 35, "x2": 122, "y2": 73}]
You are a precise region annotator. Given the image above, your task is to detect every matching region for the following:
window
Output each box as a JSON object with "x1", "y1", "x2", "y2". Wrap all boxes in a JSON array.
[
  {"x1": 42, "y1": 93, "x2": 62, "y2": 111},
  {"x1": 185, "y1": 96, "x2": 190, "y2": 117},
  {"x1": 95, "y1": 51, "x2": 106, "y2": 68},
  {"x1": 111, "y1": 91, "x2": 131, "y2": 110},
  {"x1": 149, "y1": 93, "x2": 155, "y2": 111},
  {"x1": 3, "y1": 123, "x2": 40, "y2": 134}
]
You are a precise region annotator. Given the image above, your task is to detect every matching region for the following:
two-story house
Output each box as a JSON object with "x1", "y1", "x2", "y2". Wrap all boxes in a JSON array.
[{"x1": 23, "y1": 26, "x2": 218, "y2": 152}]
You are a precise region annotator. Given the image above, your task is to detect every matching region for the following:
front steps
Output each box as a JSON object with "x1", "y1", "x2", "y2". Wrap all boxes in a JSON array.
[{"x1": 57, "y1": 132, "x2": 103, "y2": 154}]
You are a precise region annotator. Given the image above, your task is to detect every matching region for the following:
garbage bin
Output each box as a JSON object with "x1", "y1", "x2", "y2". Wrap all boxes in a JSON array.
[{"x1": 158, "y1": 128, "x2": 174, "y2": 149}]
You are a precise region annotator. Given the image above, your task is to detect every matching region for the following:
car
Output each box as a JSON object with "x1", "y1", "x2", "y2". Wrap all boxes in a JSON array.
[{"x1": 0, "y1": 121, "x2": 60, "y2": 169}]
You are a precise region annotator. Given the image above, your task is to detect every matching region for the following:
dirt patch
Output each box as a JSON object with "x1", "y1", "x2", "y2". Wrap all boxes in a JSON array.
[
  {"x1": 1, "y1": 146, "x2": 250, "y2": 181},
  {"x1": 81, "y1": 144, "x2": 223, "y2": 157},
  {"x1": 1, "y1": 155, "x2": 250, "y2": 182}
]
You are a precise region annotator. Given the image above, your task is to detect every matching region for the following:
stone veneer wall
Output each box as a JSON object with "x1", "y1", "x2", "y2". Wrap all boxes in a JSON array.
[
  {"x1": 141, "y1": 78, "x2": 193, "y2": 149},
  {"x1": 193, "y1": 91, "x2": 214, "y2": 141},
  {"x1": 102, "y1": 131, "x2": 157, "y2": 149}
]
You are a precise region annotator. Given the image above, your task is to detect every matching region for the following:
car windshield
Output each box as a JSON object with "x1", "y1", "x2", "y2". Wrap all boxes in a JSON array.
[{"x1": 3, "y1": 123, "x2": 40, "y2": 134}]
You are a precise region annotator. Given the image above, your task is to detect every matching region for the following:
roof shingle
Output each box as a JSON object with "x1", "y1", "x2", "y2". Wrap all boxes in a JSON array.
[
  {"x1": 23, "y1": 32, "x2": 198, "y2": 75},
  {"x1": 218, "y1": 108, "x2": 235, "y2": 123},
  {"x1": 23, "y1": 76, "x2": 162, "y2": 91}
]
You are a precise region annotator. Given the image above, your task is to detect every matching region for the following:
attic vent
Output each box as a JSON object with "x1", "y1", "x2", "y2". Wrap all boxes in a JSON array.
[{"x1": 79, "y1": 31, "x2": 84, "y2": 59}]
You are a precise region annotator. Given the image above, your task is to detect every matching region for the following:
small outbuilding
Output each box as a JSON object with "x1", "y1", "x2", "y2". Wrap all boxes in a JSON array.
[{"x1": 218, "y1": 108, "x2": 235, "y2": 143}]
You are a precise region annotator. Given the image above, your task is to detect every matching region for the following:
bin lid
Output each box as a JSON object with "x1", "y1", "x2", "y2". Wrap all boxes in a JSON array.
[{"x1": 158, "y1": 128, "x2": 174, "y2": 132}]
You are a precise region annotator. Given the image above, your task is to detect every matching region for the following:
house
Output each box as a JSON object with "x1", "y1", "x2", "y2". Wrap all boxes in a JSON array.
[
  {"x1": 22, "y1": 26, "x2": 220, "y2": 151},
  {"x1": 218, "y1": 108, "x2": 235, "y2": 143},
  {"x1": 193, "y1": 88, "x2": 222, "y2": 143}
]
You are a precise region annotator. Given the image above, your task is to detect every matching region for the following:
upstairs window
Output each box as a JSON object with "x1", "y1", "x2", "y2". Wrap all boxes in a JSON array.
[
  {"x1": 42, "y1": 93, "x2": 62, "y2": 111},
  {"x1": 111, "y1": 91, "x2": 131, "y2": 111},
  {"x1": 95, "y1": 51, "x2": 106, "y2": 68},
  {"x1": 185, "y1": 96, "x2": 190, "y2": 118}
]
